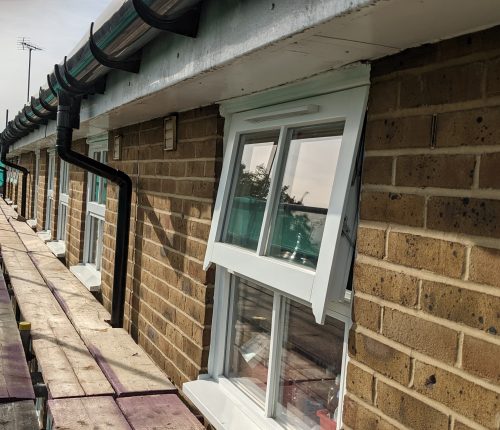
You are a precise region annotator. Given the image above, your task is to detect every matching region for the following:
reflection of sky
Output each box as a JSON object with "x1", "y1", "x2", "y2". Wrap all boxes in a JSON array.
[
  {"x1": 243, "y1": 142, "x2": 276, "y2": 173},
  {"x1": 240, "y1": 134, "x2": 342, "y2": 208},
  {"x1": 284, "y1": 135, "x2": 342, "y2": 208}
]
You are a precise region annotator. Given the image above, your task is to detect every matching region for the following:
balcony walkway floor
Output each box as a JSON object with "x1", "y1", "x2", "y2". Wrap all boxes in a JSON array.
[{"x1": 0, "y1": 198, "x2": 203, "y2": 429}]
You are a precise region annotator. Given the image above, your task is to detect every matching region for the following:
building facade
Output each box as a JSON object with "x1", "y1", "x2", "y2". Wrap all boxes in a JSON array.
[{"x1": 2, "y1": 1, "x2": 499, "y2": 429}]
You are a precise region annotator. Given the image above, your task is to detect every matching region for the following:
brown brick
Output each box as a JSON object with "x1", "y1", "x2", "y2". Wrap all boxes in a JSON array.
[
  {"x1": 353, "y1": 297, "x2": 381, "y2": 332},
  {"x1": 371, "y1": 44, "x2": 438, "y2": 78},
  {"x1": 360, "y1": 192, "x2": 425, "y2": 227},
  {"x1": 365, "y1": 116, "x2": 432, "y2": 150},
  {"x1": 470, "y1": 245, "x2": 500, "y2": 289},
  {"x1": 356, "y1": 227, "x2": 386, "y2": 259},
  {"x1": 480, "y1": 152, "x2": 500, "y2": 189},
  {"x1": 436, "y1": 107, "x2": 500, "y2": 148},
  {"x1": 346, "y1": 362, "x2": 374, "y2": 404},
  {"x1": 367, "y1": 80, "x2": 399, "y2": 115},
  {"x1": 376, "y1": 381, "x2": 448, "y2": 430},
  {"x1": 382, "y1": 308, "x2": 458, "y2": 364},
  {"x1": 349, "y1": 331, "x2": 411, "y2": 385},
  {"x1": 400, "y1": 63, "x2": 483, "y2": 108},
  {"x1": 343, "y1": 396, "x2": 398, "y2": 430},
  {"x1": 362, "y1": 157, "x2": 393, "y2": 185},
  {"x1": 427, "y1": 196, "x2": 500, "y2": 239},
  {"x1": 354, "y1": 263, "x2": 419, "y2": 307},
  {"x1": 413, "y1": 361, "x2": 500, "y2": 428},
  {"x1": 421, "y1": 280, "x2": 500, "y2": 335},
  {"x1": 462, "y1": 335, "x2": 500, "y2": 384},
  {"x1": 454, "y1": 422, "x2": 475, "y2": 430},
  {"x1": 387, "y1": 232, "x2": 465, "y2": 278},
  {"x1": 396, "y1": 155, "x2": 475, "y2": 188},
  {"x1": 486, "y1": 57, "x2": 500, "y2": 97}
]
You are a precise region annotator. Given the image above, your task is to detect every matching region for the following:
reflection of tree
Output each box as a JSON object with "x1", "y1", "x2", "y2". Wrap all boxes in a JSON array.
[{"x1": 238, "y1": 164, "x2": 319, "y2": 266}]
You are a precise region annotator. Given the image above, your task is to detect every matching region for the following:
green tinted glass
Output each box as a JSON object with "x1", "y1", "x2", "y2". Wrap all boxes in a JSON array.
[
  {"x1": 223, "y1": 131, "x2": 279, "y2": 250},
  {"x1": 268, "y1": 123, "x2": 344, "y2": 268}
]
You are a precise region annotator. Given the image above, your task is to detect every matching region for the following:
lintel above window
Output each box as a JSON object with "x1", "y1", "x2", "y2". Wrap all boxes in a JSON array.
[{"x1": 204, "y1": 87, "x2": 369, "y2": 323}]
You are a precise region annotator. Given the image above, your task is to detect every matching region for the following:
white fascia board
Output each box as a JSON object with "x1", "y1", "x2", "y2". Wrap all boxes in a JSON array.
[{"x1": 10, "y1": 0, "x2": 500, "y2": 155}]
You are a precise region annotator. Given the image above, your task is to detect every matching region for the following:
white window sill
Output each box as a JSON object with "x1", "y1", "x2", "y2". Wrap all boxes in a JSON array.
[
  {"x1": 183, "y1": 378, "x2": 283, "y2": 430},
  {"x1": 5, "y1": 199, "x2": 13, "y2": 205},
  {"x1": 69, "y1": 264, "x2": 101, "y2": 292},
  {"x1": 46, "y1": 240, "x2": 66, "y2": 258},
  {"x1": 37, "y1": 231, "x2": 52, "y2": 243},
  {"x1": 26, "y1": 219, "x2": 37, "y2": 230}
]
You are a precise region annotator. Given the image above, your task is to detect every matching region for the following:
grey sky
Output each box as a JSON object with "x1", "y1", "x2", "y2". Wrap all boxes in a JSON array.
[{"x1": 0, "y1": 0, "x2": 112, "y2": 128}]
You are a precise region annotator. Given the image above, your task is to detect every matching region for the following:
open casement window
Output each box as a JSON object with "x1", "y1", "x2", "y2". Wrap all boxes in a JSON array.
[
  {"x1": 45, "y1": 150, "x2": 56, "y2": 232},
  {"x1": 205, "y1": 87, "x2": 368, "y2": 323},
  {"x1": 83, "y1": 135, "x2": 108, "y2": 271},
  {"x1": 57, "y1": 160, "x2": 70, "y2": 241}
]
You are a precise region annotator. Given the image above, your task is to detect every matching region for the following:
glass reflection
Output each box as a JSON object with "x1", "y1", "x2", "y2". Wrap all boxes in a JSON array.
[
  {"x1": 269, "y1": 123, "x2": 344, "y2": 268},
  {"x1": 227, "y1": 277, "x2": 274, "y2": 406},
  {"x1": 277, "y1": 299, "x2": 345, "y2": 429},
  {"x1": 224, "y1": 131, "x2": 279, "y2": 250}
]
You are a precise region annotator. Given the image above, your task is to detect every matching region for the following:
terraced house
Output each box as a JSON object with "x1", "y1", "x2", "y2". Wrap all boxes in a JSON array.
[{"x1": 1, "y1": 0, "x2": 499, "y2": 429}]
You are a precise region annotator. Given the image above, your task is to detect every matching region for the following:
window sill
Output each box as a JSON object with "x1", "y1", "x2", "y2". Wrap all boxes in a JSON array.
[
  {"x1": 37, "y1": 231, "x2": 52, "y2": 243},
  {"x1": 69, "y1": 264, "x2": 101, "y2": 292},
  {"x1": 26, "y1": 219, "x2": 37, "y2": 230},
  {"x1": 5, "y1": 199, "x2": 13, "y2": 205},
  {"x1": 46, "y1": 240, "x2": 66, "y2": 258},
  {"x1": 183, "y1": 378, "x2": 283, "y2": 430}
]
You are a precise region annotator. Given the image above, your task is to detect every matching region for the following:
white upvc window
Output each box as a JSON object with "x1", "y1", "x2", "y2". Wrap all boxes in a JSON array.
[
  {"x1": 188, "y1": 80, "x2": 369, "y2": 430},
  {"x1": 205, "y1": 88, "x2": 367, "y2": 323},
  {"x1": 57, "y1": 160, "x2": 69, "y2": 242},
  {"x1": 83, "y1": 135, "x2": 108, "y2": 272},
  {"x1": 45, "y1": 150, "x2": 56, "y2": 232},
  {"x1": 32, "y1": 150, "x2": 40, "y2": 221}
]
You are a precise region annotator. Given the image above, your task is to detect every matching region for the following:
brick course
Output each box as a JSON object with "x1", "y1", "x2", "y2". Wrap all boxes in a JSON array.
[
  {"x1": 101, "y1": 106, "x2": 222, "y2": 388},
  {"x1": 348, "y1": 25, "x2": 500, "y2": 430}
]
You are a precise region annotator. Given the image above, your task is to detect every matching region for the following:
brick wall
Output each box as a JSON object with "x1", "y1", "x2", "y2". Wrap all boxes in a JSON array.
[
  {"x1": 346, "y1": 27, "x2": 500, "y2": 430},
  {"x1": 102, "y1": 106, "x2": 223, "y2": 388},
  {"x1": 66, "y1": 140, "x2": 88, "y2": 266}
]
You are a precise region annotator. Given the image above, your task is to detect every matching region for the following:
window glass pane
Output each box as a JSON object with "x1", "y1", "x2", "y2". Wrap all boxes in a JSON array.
[
  {"x1": 268, "y1": 123, "x2": 344, "y2": 269},
  {"x1": 224, "y1": 131, "x2": 279, "y2": 250},
  {"x1": 226, "y1": 277, "x2": 273, "y2": 407},
  {"x1": 277, "y1": 299, "x2": 345, "y2": 429},
  {"x1": 88, "y1": 216, "x2": 99, "y2": 265},
  {"x1": 100, "y1": 151, "x2": 108, "y2": 205},
  {"x1": 59, "y1": 204, "x2": 68, "y2": 241}
]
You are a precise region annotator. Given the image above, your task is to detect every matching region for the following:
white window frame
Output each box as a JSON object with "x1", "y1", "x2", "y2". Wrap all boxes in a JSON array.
[
  {"x1": 205, "y1": 87, "x2": 368, "y2": 323},
  {"x1": 45, "y1": 150, "x2": 56, "y2": 232},
  {"x1": 32, "y1": 150, "x2": 40, "y2": 221},
  {"x1": 83, "y1": 134, "x2": 108, "y2": 272},
  {"x1": 206, "y1": 267, "x2": 352, "y2": 430},
  {"x1": 57, "y1": 160, "x2": 70, "y2": 242}
]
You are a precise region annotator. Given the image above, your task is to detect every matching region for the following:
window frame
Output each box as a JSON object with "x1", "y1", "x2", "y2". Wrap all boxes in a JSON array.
[
  {"x1": 205, "y1": 87, "x2": 368, "y2": 323},
  {"x1": 208, "y1": 267, "x2": 352, "y2": 430},
  {"x1": 45, "y1": 150, "x2": 56, "y2": 232},
  {"x1": 83, "y1": 135, "x2": 108, "y2": 271},
  {"x1": 57, "y1": 160, "x2": 70, "y2": 242},
  {"x1": 33, "y1": 150, "x2": 40, "y2": 221}
]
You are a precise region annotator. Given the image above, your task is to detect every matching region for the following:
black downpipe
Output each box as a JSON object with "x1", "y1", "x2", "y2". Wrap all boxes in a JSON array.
[
  {"x1": 1, "y1": 145, "x2": 28, "y2": 218},
  {"x1": 56, "y1": 91, "x2": 132, "y2": 328}
]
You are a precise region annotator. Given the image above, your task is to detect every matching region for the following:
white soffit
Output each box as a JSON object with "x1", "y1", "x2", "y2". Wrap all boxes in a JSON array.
[{"x1": 10, "y1": 0, "x2": 500, "y2": 153}]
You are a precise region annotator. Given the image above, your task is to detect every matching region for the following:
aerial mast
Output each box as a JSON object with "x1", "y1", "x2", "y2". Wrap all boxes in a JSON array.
[{"x1": 17, "y1": 37, "x2": 43, "y2": 102}]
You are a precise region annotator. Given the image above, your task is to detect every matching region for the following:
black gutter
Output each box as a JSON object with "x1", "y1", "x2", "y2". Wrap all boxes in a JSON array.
[
  {"x1": 56, "y1": 91, "x2": 132, "y2": 328},
  {"x1": 0, "y1": 0, "x2": 202, "y2": 328},
  {"x1": 1, "y1": 145, "x2": 28, "y2": 218}
]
